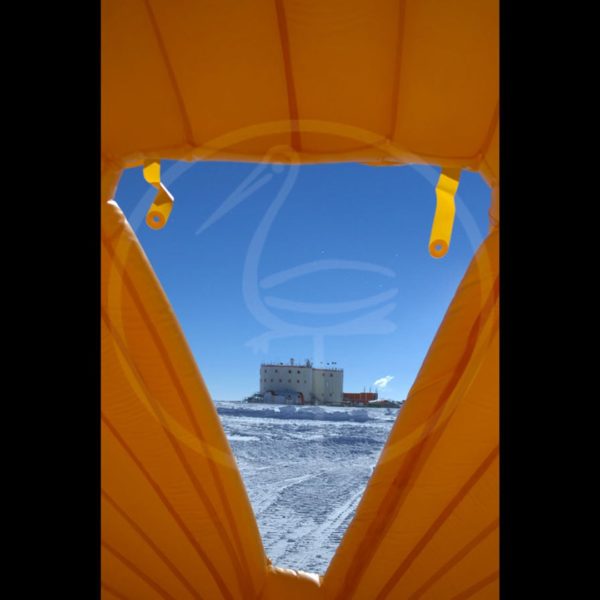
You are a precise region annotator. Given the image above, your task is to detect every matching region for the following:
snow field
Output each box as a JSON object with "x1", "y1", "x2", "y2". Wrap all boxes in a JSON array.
[{"x1": 216, "y1": 402, "x2": 399, "y2": 573}]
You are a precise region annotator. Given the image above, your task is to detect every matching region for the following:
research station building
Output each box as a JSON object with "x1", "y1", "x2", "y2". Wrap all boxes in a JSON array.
[{"x1": 259, "y1": 359, "x2": 344, "y2": 405}]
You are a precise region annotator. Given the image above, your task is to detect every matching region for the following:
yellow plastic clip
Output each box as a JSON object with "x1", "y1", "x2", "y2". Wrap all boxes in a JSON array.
[
  {"x1": 429, "y1": 167, "x2": 461, "y2": 258},
  {"x1": 143, "y1": 160, "x2": 174, "y2": 230}
]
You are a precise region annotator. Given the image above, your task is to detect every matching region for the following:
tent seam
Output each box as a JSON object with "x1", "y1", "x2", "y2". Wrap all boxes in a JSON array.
[
  {"x1": 142, "y1": 0, "x2": 195, "y2": 146},
  {"x1": 102, "y1": 490, "x2": 204, "y2": 599},
  {"x1": 274, "y1": 0, "x2": 301, "y2": 151},
  {"x1": 407, "y1": 518, "x2": 499, "y2": 599},
  {"x1": 102, "y1": 540, "x2": 176, "y2": 600},
  {"x1": 450, "y1": 570, "x2": 499, "y2": 600},
  {"x1": 389, "y1": 0, "x2": 408, "y2": 140}
]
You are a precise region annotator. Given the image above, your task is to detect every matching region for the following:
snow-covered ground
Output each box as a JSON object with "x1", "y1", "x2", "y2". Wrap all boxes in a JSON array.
[{"x1": 216, "y1": 401, "x2": 400, "y2": 574}]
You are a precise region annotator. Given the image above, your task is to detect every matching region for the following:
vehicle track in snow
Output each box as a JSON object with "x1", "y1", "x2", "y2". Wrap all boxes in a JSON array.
[{"x1": 218, "y1": 402, "x2": 398, "y2": 574}]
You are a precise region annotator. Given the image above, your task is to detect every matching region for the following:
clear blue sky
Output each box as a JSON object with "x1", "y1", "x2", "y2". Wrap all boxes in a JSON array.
[{"x1": 114, "y1": 160, "x2": 491, "y2": 401}]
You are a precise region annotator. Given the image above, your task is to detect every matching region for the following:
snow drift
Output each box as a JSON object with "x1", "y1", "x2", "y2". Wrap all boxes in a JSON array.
[{"x1": 217, "y1": 403, "x2": 372, "y2": 423}]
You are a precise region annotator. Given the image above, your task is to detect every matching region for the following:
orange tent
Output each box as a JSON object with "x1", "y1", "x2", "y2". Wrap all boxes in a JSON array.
[{"x1": 101, "y1": 1, "x2": 498, "y2": 597}]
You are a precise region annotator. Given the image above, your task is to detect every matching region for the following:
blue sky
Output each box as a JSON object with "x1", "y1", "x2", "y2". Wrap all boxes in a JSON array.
[{"x1": 114, "y1": 160, "x2": 491, "y2": 401}]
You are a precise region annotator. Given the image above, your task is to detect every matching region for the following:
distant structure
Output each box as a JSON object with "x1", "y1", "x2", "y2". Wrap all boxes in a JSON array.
[
  {"x1": 343, "y1": 391, "x2": 379, "y2": 405},
  {"x1": 249, "y1": 359, "x2": 394, "y2": 407},
  {"x1": 258, "y1": 359, "x2": 344, "y2": 405}
]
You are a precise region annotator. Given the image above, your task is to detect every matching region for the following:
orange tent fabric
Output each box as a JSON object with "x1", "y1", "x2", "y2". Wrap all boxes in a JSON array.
[{"x1": 101, "y1": 1, "x2": 499, "y2": 597}]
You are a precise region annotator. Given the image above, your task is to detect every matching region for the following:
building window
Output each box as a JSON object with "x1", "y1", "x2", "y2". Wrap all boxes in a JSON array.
[
  {"x1": 330, "y1": 374, "x2": 333, "y2": 377},
  {"x1": 288, "y1": 370, "x2": 292, "y2": 374},
  {"x1": 279, "y1": 379, "x2": 282, "y2": 383},
  {"x1": 288, "y1": 379, "x2": 291, "y2": 383},
  {"x1": 275, "y1": 369, "x2": 278, "y2": 373},
  {"x1": 270, "y1": 379, "x2": 273, "y2": 382},
  {"x1": 297, "y1": 380, "x2": 300, "y2": 383},
  {"x1": 297, "y1": 370, "x2": 300, "y2": 374}
]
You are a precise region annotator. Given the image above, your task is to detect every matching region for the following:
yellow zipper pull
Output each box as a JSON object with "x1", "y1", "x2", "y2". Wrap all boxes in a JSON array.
[
  {"x1": 429, "y1": 167, "x2": 461, "y2": 258},
  {"x1": 143, "y1": 160, "x2": 174, "y2": 230}
]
